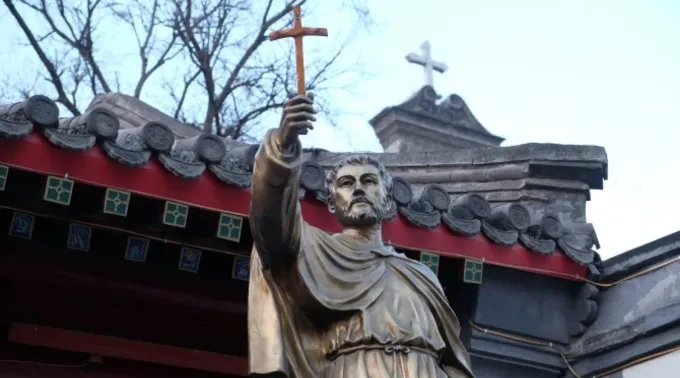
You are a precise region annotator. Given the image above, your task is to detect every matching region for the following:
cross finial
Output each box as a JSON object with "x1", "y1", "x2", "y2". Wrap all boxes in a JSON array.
[
  {"x1": 269, "y1": 7, "x2": 328, "y2": 95},
  {"x1": 405, "y1": 41, "x2": 448, "y2": 89}
]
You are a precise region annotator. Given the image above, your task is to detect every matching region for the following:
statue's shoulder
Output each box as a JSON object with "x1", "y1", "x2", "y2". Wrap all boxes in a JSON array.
[
  {"x1": 300, "y1": 220, "x2": 332, "y2": 239},
  {"x1": 392, "y1": 253, "x2": 442, "y2": 284}
]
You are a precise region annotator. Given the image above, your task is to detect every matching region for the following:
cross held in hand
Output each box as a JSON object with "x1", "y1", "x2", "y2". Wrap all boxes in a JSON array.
[{"x1": 269, "y1": 6, "x2": 328, "y2": 96}]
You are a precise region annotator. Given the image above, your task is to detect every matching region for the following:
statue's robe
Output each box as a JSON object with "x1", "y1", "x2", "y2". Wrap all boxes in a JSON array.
[{"x1": 248, "y1": 130, "x2": 475, "y2": 378}]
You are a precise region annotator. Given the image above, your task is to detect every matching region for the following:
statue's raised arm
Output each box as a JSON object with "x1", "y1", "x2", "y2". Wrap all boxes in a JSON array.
[
  {"x1": 249, "y1": 94, "x2": 316, "y2": 269},
  {"x1": 248, "y1": 93, "x2": 475, "y2": 378}
]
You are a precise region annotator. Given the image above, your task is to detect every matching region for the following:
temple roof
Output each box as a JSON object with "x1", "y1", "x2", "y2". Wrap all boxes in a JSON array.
[
  {"x1": 374, "y1": 86, "x2": 497, "y2": 135},
  {"x1": 369, "y1": 86, "x2": 505, "y2": 151},
  {"x1": 0, "y1": 94, "x2": 607, "y2": 275}
]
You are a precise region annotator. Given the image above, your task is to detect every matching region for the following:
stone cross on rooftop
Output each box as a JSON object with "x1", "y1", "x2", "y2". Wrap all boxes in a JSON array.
[{"x1": 405, "y1": 41, "x2": 447, "y2": 88}]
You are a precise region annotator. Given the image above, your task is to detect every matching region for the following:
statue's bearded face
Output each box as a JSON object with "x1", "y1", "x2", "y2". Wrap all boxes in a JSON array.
[{"x1": 330, "y1": 163, "x2": 390, "y2": 227}]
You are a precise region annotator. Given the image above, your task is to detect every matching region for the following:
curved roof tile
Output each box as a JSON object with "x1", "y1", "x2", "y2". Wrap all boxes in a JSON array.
[{"x1": 0, "y1": 95, "x2": 602, "y2": 277}]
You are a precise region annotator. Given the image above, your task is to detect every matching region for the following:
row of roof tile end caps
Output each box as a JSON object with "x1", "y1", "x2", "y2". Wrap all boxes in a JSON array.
[
  {"x1": 0, "y1": 95, "x2": 256, "y2": 188},
  {"x1": 0, "y1": 95, "x2": 602, "y2": 269}
]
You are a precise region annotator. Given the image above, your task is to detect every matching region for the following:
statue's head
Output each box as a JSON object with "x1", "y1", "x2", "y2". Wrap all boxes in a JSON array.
[{"x1": 325, "y1": 155, "x2": 393, "y2": 227}]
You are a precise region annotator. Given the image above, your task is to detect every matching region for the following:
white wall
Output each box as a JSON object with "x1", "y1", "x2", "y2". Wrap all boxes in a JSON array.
[{"x1": 622, "y1": 349, "x2": 680, "y2": 378}]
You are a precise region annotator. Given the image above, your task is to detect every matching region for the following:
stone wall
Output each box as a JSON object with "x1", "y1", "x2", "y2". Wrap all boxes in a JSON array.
[
  {"x1": 308, "y1": 142, "x2": 607, "y2": 230},
  {"x1": 565, "y1": 232, "x2": 680, "y2": 377},
  {"x1": 369, "y1": 86, "x2": 504, "y2": 152}
]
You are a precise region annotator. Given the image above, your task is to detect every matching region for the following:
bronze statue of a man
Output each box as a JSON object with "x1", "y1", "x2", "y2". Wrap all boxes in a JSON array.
[{"x1": 248, "y1": 94, "x2": 475, "y2": 378}]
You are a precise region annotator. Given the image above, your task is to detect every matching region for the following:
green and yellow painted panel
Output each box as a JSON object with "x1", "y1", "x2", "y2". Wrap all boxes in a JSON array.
[
  {"x1": 163, "y1": 201, "x2": 188, "y2": 228},
  {"x1": 103, "y1": 188, "x2": 131, "y2": 217}
]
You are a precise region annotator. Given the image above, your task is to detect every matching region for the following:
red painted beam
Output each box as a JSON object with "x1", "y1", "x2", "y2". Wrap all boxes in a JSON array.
[
  {"x1": 0, "y1": 132, "x2": 252, "y2": 214},
  {"x1": 8, "y1": 322, "x2": 248, "y2": 376},
  {"x1": 0, "y1": 134, "x2": 587, "y2": 280},
  {"x1": 301, "y1": 197, "x2": 586, "y2": 280}
]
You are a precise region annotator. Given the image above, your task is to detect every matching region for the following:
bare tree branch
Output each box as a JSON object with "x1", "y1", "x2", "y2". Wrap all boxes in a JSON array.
[
  {"x1": 170, "y1": 0, "x2": 306, "y2": 134},
  {"x1": 110, "y1": 0, "x2": 181, "y2": 98},
  {"x1": 214, "y1": 0, "x2": 305, "y2": 107},
  {"x1": 18, "y1": 0, "x2": 112, "y2": 93},
  {"x1": 3, "y1": 0, "x2": 80, "y2": 114},
  {"x1": 164, "y1": 69, "x2": 201, "y2": 120},
  {"x1": 2, "y1": 0, "x2": 373, "y2": 141}
]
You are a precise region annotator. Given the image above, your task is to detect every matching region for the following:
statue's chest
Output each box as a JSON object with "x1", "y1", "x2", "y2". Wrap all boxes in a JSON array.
[
  {"x1": 321, "y1": 263, "x2": 442, "y2": 348},
  {"x1": 370, "y1": 264, "x2": 425, "y2": 310}
]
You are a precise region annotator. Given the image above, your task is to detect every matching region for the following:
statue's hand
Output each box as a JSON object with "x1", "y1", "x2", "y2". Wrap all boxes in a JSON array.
[{"x1": 277, "y1": 93, "x2": 316, "y2": 149}]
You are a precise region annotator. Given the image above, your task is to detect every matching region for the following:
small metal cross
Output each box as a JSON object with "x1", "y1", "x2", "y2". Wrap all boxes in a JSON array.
[{"x1": 405, "y1": 41, "x2": 448, "y2": 88}]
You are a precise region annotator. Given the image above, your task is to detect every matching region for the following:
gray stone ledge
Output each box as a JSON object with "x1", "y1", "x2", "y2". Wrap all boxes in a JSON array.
[
  {"x1": 601, "y1": 231, "x2": 680, "y2": 280},
  {"x1": 309, "y1": 143, "x2": 606, "y2": 170},
  {"x1": 469, "y1": 329, "x2": 565, "y2": 370},
  {"x1": 565, "y1": 323, "x2": 680, "y2": 377},
  {"x1": 569, "y1": 261, "x2": 680, "y2": 357}
]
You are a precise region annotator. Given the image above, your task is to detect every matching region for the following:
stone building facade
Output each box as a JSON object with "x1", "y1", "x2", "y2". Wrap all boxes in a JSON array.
[
  {"x1": 364, "y1": 85, "x2": 680, "y2": 378},
  {"x1": 84, "y1": 88, "x2": 680, "y2": 378},
  {"x1": 0, "y1": 81, "x2": 678, "y2": 377},
  {"x1": 370, "y1": 86, "x2": 504, "y2": 152}
]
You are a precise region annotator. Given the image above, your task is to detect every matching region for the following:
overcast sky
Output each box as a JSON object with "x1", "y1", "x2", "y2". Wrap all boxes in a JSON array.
[
  {"x1": 2, "y1": 0, "x2": 679, "y2": 259},
  {"x1": 301, "y1": 0, "x2": 680, "y2": 259}
]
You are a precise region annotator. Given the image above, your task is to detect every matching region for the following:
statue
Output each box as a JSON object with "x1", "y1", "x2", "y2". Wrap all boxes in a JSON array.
[
  {"x1": 247, "y1": 6, "x2": 474, "y2": 377},
  {"x1": 247, "y1": 91, "x2": 476, "y2": 377}
]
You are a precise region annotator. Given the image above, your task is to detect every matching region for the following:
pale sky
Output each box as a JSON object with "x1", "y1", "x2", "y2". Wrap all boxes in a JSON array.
[
  {"x1": 2, "y1": 1, "x2": 679, "y2": 259},
  {"x1": 302, "y1": 0, "x2": 680, "y2": 259}
]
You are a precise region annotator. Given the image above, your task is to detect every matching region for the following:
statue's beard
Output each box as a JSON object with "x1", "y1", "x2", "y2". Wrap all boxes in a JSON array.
[{"x1": 334, "y1": 196, "x2": 388, "y2": 227}]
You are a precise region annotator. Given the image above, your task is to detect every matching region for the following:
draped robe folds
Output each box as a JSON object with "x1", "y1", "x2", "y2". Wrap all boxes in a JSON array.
[{"x1": 248, "y1": 129, "x2": 475, "y2": 378}]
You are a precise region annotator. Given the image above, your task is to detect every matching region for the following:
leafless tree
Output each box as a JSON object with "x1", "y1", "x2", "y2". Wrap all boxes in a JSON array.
[{"x1": 1, "y1": 0, "x2": 370, "y2": 139}]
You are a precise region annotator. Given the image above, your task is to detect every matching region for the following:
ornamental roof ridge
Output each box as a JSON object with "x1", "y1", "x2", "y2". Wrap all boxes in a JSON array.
[
  {"x1": 0, "y1": 94, "x2": 603, "y2": 273},
  {"x1": 369, "y1": 85, "x2": 504, "y2": 143}
]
